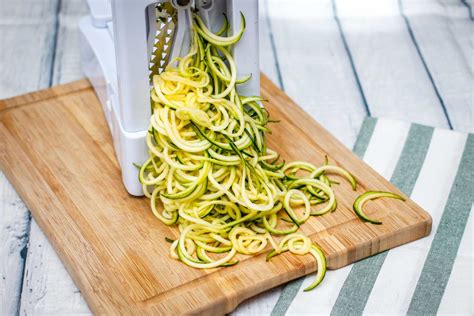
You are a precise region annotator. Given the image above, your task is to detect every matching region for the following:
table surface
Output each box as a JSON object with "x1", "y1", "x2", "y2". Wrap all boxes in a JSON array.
[{"x1": 0, "y1": 0, "x2": 472, "y2": 314}]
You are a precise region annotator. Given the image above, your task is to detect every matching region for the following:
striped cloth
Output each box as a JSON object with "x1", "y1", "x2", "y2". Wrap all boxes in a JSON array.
[{"x1": 234, "y1": 117, "x2": 473, "y2": 315}]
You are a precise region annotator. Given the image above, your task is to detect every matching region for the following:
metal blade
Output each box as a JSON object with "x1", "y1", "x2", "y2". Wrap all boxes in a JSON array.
[{"x1": 149, "y1": 2, "x2": 177, "y2": 81}]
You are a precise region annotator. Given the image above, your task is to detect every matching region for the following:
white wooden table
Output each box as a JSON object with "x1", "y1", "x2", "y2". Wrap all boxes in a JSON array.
[{"x1": 0, "y1": 0, "x2": 472, "y2": 314}]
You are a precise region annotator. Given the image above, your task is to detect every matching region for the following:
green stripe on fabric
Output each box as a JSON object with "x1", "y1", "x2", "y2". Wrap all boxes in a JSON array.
[
  {"x1": 270, "y1": 280, "x2": 305, "y2": 316},
  {"x1": 270, "y1": 118, "x2": 379, "y2": 316},
  {"x1": 407, "y1": 134, "x2": 474, "y2": 315},
  {"x1": 353, "y1": 117, "x2": 378, "y2": 158},
  {"x1": 330, "y1": 124, "x2": 434, "y2": 316},
  {"x1": 390, "y1": 124, "x2": 435, "y2": 193}
]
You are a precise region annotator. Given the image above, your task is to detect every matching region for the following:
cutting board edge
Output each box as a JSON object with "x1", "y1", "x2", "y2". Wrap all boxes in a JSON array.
[{"x1": 325, "y1": 213, "x2": 432, "y2": 270}]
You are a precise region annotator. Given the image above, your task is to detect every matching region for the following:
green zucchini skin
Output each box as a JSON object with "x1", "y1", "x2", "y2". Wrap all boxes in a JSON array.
[
  {"x1": 303, "y1": 244, "x2": 327, "y2": 292},
  {"x1": 353, "y1": 191, "x2": 405, "y2": 224},
  {"x1": 137, "y1": 10, "x2": 407, "y2": 292}
]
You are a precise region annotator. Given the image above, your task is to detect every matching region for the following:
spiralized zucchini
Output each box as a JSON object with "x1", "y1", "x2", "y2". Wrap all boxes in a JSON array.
[
  {"x1": 353, "y1": 191, "x2": 405, "y2": 224},
  {"x1": 139, "y1": 12, "x2": 358, "y2": 290}
]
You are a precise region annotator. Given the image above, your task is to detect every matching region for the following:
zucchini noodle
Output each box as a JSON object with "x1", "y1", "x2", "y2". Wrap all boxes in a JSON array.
[
  {"x1": 353, "y1": 191, "x2": 405, "y2": 224},
  {"x1": 139, "y1": 12, "x2": 359, "y2": 290}
]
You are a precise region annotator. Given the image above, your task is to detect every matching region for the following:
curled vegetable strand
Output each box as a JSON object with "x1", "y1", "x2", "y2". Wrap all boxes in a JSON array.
[{"x1": 139, "y1": 12, "x2": 367, "y2": 290}]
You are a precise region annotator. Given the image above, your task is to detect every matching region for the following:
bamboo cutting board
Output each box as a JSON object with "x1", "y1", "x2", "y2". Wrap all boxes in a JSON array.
[{"x1": 0, "y1": 76, "x2": 431, "y2": 315}]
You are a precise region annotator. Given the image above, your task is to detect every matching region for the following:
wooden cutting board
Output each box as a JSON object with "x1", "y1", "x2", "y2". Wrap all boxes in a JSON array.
[{"x1": 0, "y1": 76, "x2": 431, "y2": 315}]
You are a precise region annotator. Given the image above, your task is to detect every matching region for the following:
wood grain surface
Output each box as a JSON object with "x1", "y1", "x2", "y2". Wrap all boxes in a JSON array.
[{"x1": 0, "y1": 76, "x2": 432, "y2": 315}]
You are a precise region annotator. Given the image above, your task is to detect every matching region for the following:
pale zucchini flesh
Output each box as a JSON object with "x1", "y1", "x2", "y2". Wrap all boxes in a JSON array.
[{"x1": 139, "y1": 10, "x2": 405, "y2": 292}]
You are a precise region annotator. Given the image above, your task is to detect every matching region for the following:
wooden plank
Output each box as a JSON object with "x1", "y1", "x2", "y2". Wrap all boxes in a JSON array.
[
  {"x1": 265, "y1": 0, "x2": 367, "y2": 148},
  {"x1": 17, "y1": 1, "x2": 92, "y2": 315},
  {"x1": 0, "y1": 0, "x2": 58, "y2": 98},
  {"x1": 0, "y1": 0, "x2": 58, "y2": 314},
  {"x1": 0, "y1": 78, "x2": 431, "y2": 315},
  {"x1": 0, "y1": 173, "x2": 30, "y2": 316},
  {"x1": 461, "y1": 0, "x2": 474, "y2": 19},
  {"x1": 50, "y1": 0, "x2": 90, "y2": 85},
  {"x1": 437, "y1": 0, "x2": 474, "y2": 74},
  {"x1": 334, "y1": 0, "x2": 451, "y2": 129},
  {"x1": 401, "y1": 0, "x2": 473, "y2": 132}
]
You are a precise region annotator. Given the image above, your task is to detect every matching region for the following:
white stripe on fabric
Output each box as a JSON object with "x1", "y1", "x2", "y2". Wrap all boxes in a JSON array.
[
  {"x1": 231, "y1": 288, "x2": 282, "y2": 316},
  {"x1": 437, "y1": 204, "x2": 473, "y2": 315},
  {"x1": 360, "y1": 118, "x2": 411, "y2": 178},
  {"x1": 285, "y1": 118, "x2": 410, "y2": 315},
  {"x1": 286, "y1": 266, "x2": 352, "y2": 316},
  {"x1": 363, "y1": 129, "x2": 468, "y2": 315}
]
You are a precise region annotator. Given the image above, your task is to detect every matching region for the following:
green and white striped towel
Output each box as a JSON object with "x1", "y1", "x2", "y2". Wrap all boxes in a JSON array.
[{"x1": 234, "y1": 117, "x2": 473, "y2": 315}]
